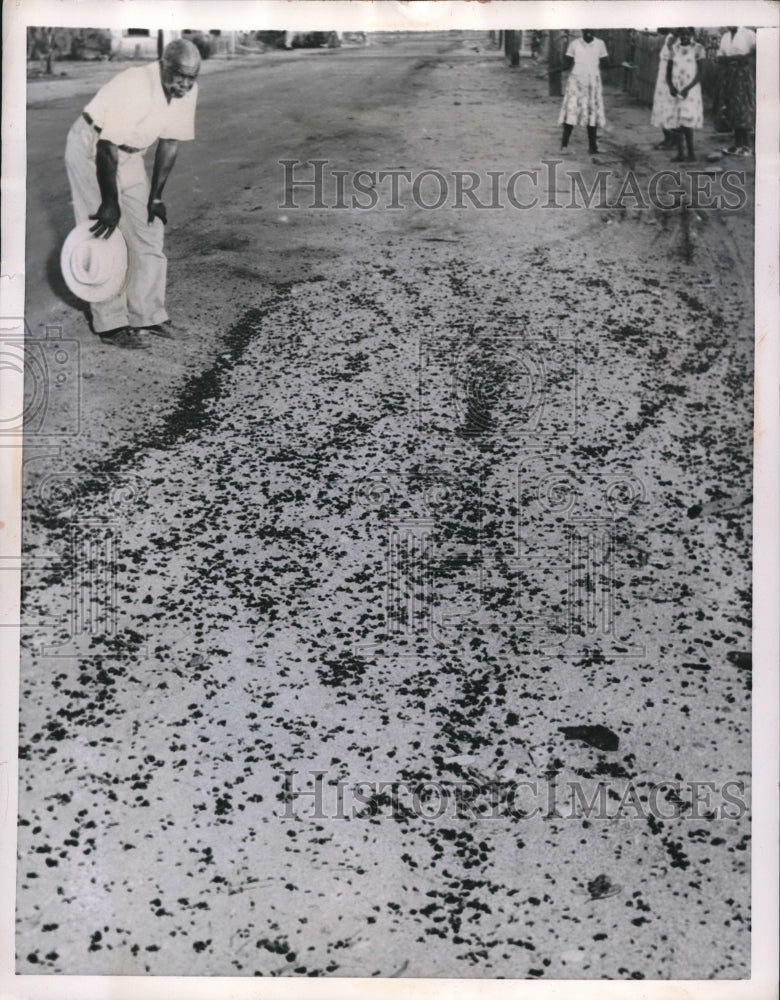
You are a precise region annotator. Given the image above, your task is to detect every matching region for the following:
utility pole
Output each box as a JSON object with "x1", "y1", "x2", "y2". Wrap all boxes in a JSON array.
[
  {"x1": 548, "y1": 30, "x2": 568, "y2": 96},
  {"x1": 504, "y1": 30, "x2": 520, "y2": 66}
]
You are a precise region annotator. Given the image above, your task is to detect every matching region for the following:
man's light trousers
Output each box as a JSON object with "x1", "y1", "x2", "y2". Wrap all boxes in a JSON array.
[{"x1": 65, "y1": 117, "x2": 169, "y2": 333}]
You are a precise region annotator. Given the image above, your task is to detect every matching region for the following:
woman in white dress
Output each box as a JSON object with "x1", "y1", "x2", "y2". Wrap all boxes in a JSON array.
[
  {"x1": 558, "y1": 29, "x2": 610, "y2": 154},
  {"x1": 650, "y1": 29, "x2": 677, "y2": 148},
  {"x1": 665, "y1": 27, "x2": 705, "y2": 162}
]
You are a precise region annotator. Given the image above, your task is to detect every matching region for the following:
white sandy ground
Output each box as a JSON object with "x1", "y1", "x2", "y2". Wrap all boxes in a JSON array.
[{"x1": 17, "y1": 34, "x2": 752, "y2": 979}]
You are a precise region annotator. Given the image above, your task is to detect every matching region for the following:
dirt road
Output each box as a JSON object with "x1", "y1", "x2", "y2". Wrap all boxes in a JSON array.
[{"x1": 18, "y1": 33, "x2": 753, "y2": 979}]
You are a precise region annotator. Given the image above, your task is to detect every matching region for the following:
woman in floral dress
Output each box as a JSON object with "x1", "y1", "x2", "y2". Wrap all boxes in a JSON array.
[
  {"x1": 558, "y1": 29, "x2": 610, "y2": 155},
  {"x1": 666, "y1": 27, "x2": 705, "y2": 162},
  {"x1": 650, "y1": 29, "x2": 677, "y2": 148}
]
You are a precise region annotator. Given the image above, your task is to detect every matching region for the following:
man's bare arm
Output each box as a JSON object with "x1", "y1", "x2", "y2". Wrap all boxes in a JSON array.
[
  {"x1": 147, "y1": 138, "x2": 179, "y2": 224},
  {"x1": 89, "y1": 138, "x2": 121, "y2": 239}
]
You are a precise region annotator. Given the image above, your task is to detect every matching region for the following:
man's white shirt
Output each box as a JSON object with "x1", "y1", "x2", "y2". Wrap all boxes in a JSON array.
[
  {"x1": 717, "y1": 27, "x2": 757, "y2": 58},
  {"x1": 84, "y1": 60, "x2": 197, "y2": 150}
]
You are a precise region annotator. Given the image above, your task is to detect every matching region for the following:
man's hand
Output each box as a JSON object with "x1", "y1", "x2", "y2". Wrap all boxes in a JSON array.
[
  {"x1": 89, "y1": 200, "x2": 121, "y2": 239},
  {"x1": 148, "y1": 139, "x2": 179, "y2": 226},
  {"x1": 147, "y1": 199, "x2": 168, "y2": 225}
]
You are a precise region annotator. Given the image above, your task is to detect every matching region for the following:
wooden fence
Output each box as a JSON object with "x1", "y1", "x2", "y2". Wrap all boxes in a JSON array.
[{"x1": 600, "y1": 29, "x2": 725, "y2": 111}]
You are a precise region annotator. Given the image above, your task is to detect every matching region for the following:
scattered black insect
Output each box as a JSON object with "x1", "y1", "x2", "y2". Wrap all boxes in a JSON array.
[
  {"x1": 586, "y1": 875, "x2": 621, "y2": 900},
  {"x1": 559, "y1": 725, "x2": 620, "y2": 752}
]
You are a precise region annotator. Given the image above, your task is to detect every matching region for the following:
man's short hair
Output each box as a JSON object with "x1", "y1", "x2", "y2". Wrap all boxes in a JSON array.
[{"x1": 162, "y1": 38, "x2": 201, "y2": 73}]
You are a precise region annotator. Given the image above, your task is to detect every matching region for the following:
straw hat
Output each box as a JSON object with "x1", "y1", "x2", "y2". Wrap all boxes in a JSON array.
[{"x1": 60, "y1": 222, "x2": 128, "y2": 302}]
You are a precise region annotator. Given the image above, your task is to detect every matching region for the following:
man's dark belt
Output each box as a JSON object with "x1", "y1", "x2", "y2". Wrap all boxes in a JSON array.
[{"x1": 82, "y1": 112, "x2": 142, "y2": 154}]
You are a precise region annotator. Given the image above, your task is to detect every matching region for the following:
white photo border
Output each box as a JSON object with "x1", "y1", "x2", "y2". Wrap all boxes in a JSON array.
[{"x1": 2, "y1": 2, "x2": 777, "y2": 998}]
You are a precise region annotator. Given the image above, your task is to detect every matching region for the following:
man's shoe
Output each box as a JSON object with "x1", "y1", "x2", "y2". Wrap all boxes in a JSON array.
[
  {"x1": 138, "y1": 321, "x2": 184, "y2": 340},
  {"x1": 99, "y1": 327, "x2": 149, "y2": 350},
  {"x1": 721, "y1": 145, "x2": 738, "y2": 155}
]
